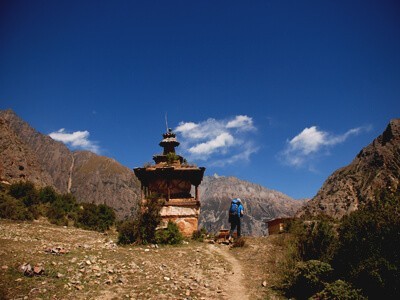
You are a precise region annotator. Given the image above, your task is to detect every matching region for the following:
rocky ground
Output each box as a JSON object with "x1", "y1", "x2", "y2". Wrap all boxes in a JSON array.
[{"x1": 0, "y1": 219, "x2": 287, "y2": 299}]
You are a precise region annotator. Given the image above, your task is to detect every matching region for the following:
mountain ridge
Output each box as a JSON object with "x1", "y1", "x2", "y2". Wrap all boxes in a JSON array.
[{"x1": 297, "y1": 118, "x2": 400, "y2": 219}]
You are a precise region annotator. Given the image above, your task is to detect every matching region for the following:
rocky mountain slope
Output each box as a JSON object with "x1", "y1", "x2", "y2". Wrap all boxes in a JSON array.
[
  {"x1": 0, "y1": 109, "x2": 141, "y2": 218},
  {"x1": 198, "y1": 175, "x2": 304, "y2": 236},
  {"x1": 298, "y1": 119, "x2": 400, "y2": 219},
  {"x1": 71, "y1": 151, "x2": 140, "y2": 217},
  {"x1": 0, "y1": 117, "x2": 53, "y2": 187}
]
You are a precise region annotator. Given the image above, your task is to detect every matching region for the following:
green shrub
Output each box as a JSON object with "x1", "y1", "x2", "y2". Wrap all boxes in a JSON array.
[
  {"x1": 311, "y1": 280, "x2": 366, "y2": 300},
  {"x1": 333, "y1": 189, "x2": 400, "y2": 299},
  {"x1": 38, "y1": 186, "x2": 57, "y2": 203},
  {"x1": 8, "y1": 181, "x2": 36, "y2": 199},
  {"x1": 76, "y1": 203, "x2": 116, "y2": 232},
  {"x1": 46, "y1": 193, "x2": 78, "y2": 225},
  {"x1": 117, "y1": 218, "x2": 139, "y2": 245},
  {"x1": 286, "y1": 217, "x2": 337, "y2": 263},
  {"x1": 97, "y1": 204, "x2": 116, "y2": 229},
  {"x1": 283, "y1": 260, "x2": 333, "y2": 300},
  {"x1": 3, "y1": 182, "x2": 116, "y2": 233},
  {"x1": 9, "y1": 181, "x2": 40, "y2": 207},
  {"x1": 139, "y1": 198, "x2": 164, "y2": 244},
  {"x1": 117, "y1": 196, "x2": 164, "y2": 245},
  {"x1": 166, "y1": 152, "x2": 179, "y2": 164},
  {"x1": 155, "y1": 221, "x2": 183, "y2": 245},
  {"x1": 192, "y1": 227, "x2": 207, "y2": 242},
  {"x1": 0, "y1": 192, "x2": 33, "y2": 220}
]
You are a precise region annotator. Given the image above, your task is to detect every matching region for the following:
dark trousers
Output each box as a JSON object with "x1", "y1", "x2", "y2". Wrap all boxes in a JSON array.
[{"x1": 229, "y1": 215, "x2": 241, "y2": 238}]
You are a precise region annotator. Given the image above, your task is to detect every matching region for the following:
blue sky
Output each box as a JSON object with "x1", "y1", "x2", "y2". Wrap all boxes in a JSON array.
[{"x1": 1, "y1": 0, "x2": 399, "y2": 199}]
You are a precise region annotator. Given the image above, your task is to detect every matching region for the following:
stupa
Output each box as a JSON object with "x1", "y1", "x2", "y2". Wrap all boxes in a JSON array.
[{"x1": 134, "y1": 129, "x2": 205, "y2": 236}]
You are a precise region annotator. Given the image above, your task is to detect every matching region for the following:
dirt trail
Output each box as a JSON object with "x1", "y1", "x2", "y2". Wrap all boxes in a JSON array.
[{"x1": 208, "y1": 244, "x2": 249, "y2": 300}]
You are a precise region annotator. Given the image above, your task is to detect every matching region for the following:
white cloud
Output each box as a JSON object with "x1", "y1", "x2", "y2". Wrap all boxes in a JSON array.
[
  {"x1": 49, "y1": 128, "x2": 100, "y2": 154},
  {"x1": 210, "y1": 142, "x2": 260, "y2": 167},
  {"x1": 281, "y1": 125, "x2": 370, "y2": 167},
  {"x1": 174, "y1": 115, "x2": 258, "y2": 165},
  {"x1": 189, "y1": 132, "x2": 235, "y2": 155},
  {"x1": 226, "y1": 115, "x2": 255, "y2": 131}
]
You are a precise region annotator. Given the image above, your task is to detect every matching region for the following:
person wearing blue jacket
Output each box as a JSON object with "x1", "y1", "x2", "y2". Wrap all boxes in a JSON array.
[{"x1": 228, "y1": 198, "x2": 244, "y2": 241}]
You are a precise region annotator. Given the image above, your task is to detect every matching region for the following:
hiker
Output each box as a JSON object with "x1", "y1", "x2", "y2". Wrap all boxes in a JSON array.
[{"x1": 228, "y1": 198, "x2": 244, "y2": 240}]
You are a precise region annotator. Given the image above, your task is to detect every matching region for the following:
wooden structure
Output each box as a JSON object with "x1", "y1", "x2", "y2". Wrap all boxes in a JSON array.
[
  {"x1": 134, "y1": 129, "x2": 205, "y2": 236},
  {"x1": 267, "y1": 217, "x2": 292, "y2": 235}
]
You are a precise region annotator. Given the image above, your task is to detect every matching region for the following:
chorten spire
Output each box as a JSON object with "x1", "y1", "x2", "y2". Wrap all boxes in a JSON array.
[{"x1": 159, "y1": 128, "x2": 180, "y2": 155}]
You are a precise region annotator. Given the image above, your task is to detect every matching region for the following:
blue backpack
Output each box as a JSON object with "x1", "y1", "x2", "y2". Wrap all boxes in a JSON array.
[{"x1": 229, "y1": 200, "x2": 239, "y2": 216}]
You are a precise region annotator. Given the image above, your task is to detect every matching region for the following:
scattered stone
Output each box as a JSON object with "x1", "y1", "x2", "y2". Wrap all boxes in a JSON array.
[
  {"x1": 19, "y1": 263, "x2": 44, "y2": 276},
  {"x1": 117, "y1": 277, "x2": 127, "y2": 284},
  {"x1": 1, "y1": 265, "x2": 8, "y2": 270},
  {"x1": 44, "y1": 246, "x2": 69, "y2": 255},
  {"x1": 262, "y1": 280, "x2": 267, "y2": 287},
  {"x1": 103, "y1": 241, "x2": 117, "y2": 249},
  {"x1": 57, "y1": 273, "x2": 64, "y2": 278},
  {"x1": 164, "y1": 277, "x2": 171, "y2": 281},
  {"x1": 144, "y1": 249, "x2": 150, "y2": 252},
  {"x1": 92, "y1": 265, "x2": 101, "y2": 272},
  {"x1": 19, "y1": 263, "x2": 33, "y2": 276},
  {"x1": 33, "y1": 265, "x2": 44, "y2": 275}
]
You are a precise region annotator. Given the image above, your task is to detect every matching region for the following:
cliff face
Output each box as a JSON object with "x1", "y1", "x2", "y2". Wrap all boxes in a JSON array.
[
  {"x1": 298, "y1": 119, "x2": 400, "y2": 219},
  {"x1": 0, "y1": 109, "x2": 72, "y2": 193},
  {"x1": 198, "y1": 176, "x2": 304, "y2": 236},
  {"x1": 0, "y1": 116, "x2": 53, "y2": 187},
  {"x1": 0, "y1": 109, "x2": 141, "y2": 219}
]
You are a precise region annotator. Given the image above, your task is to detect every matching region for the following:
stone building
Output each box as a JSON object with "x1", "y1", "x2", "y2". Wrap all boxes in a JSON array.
[{"x1": 134, "y1": 129, "x2": 205, "y2": 236}]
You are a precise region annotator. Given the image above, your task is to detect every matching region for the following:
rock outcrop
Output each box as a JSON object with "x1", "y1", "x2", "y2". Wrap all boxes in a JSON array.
[
  {"x1": 198, "y1": 176, "x2": 305, "y2": 236},
  {"x1": 0, "y1": 116, "x2": 53, "y2": 187},
  {"x1": 298, "y1": 119, "x2": 400, "y2": 219},
  {"x1": 0, "y1": 109, "x2": 72, "y2": 192}
]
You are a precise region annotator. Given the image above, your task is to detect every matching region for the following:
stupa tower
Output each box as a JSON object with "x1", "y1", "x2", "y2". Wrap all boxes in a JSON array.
[{"x1": 134, "y1": 128, "x2": 205, "y2": 236}]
